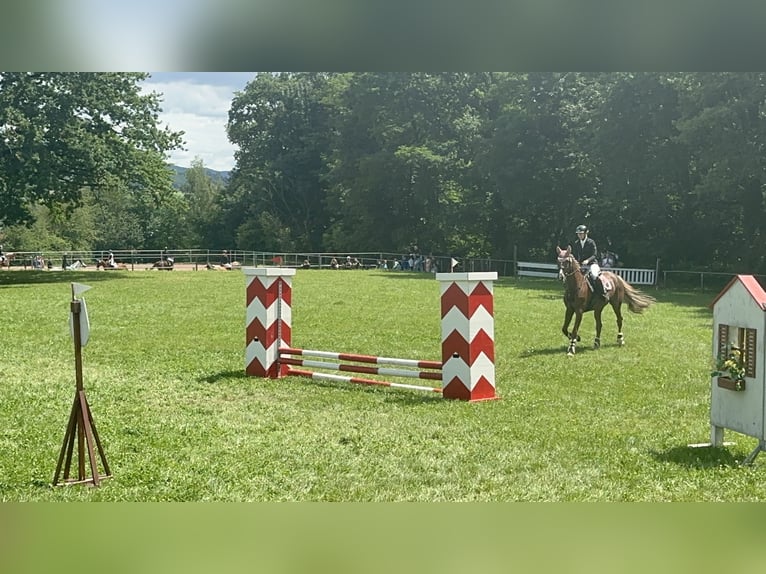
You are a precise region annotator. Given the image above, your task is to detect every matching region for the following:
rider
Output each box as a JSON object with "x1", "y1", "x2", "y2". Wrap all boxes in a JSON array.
[
  {"x1": 107, "y1": 250, "x2": 116, "y2": 268},
  {"x1": 571, "y1": 225, "x2": 605, "y2": 299},
  {"x1": 0, "y1": 244, "x2": 5, "y2": 265}
]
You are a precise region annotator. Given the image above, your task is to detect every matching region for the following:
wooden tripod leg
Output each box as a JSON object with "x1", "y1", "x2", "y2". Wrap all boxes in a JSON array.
[
  {"x1": 78, "y1": 391, "x2": 101, "y2": 486},
  {"x1": 53, "y1": 394, "x2": 79, "y2": 485},
  {"x1": 76, "y1": 394, "x2": 86, "y2": 481},
  {"x1": 84, "y1": 396, "x2": 111, "y2": 477}
]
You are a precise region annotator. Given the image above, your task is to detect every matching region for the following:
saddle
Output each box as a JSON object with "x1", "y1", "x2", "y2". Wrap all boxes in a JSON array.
[{"x1": 584, "y1": 264, "x2": 613, "y2": 303}]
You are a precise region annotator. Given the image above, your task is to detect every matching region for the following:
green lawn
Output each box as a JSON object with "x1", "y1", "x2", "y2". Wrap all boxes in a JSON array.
[{"x1": 0, "y1": 268, "x2": 760, "y2": 501}]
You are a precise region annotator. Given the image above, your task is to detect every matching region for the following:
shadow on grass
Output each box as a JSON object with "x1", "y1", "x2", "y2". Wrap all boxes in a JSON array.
[
  {"x1": 200, "y1": 368, "x2": 443, "y2": 404},
  {"x1": 0, "y1": 270, "x2": 141, "y2": 287},
  {"x1": 301, "y1": 378, "x2": 445, "y2": 405},
  {"x1": 649, "y1": 445, "x2": 739, "y2": 468},
  {"x1": 520, "y1": 343, "x2": 624, "y2": 357},
  {"x1": 199, "y1": 370, "x2": 249, "y2": 384}
]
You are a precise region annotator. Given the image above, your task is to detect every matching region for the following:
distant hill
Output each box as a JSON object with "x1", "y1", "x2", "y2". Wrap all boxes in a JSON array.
[{"x1": 170, "y1": 164, "x2": 230, "y2": 188}]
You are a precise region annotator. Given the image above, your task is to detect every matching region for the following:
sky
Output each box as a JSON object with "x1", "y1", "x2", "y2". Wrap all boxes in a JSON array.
[{"x1": 142, "y1": 72, "x2": 257, "y2": 172}]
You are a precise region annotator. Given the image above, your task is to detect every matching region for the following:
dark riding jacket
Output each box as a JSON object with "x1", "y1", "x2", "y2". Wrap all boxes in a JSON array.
[{"x1": 572, "y1": 237, "x2": 597, "y2": 266}]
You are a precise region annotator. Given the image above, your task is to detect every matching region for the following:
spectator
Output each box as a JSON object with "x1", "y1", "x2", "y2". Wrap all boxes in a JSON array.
[
  {"x1": 67, "y1": 259, "x2": 86, "y2": 270},
  {"x1": 220, "y1": 250, "x2": 232, "y2": 270}
]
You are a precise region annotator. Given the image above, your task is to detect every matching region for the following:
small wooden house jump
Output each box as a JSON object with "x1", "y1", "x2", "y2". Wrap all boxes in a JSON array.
[{"x1": 709, "y1": 274, "x2": 766, "y2": 464}]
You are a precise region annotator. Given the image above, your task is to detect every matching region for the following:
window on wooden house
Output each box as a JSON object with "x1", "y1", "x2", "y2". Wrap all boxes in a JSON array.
[{"x1": 718, "y1": 324, "x2": 757, "y2": 378}]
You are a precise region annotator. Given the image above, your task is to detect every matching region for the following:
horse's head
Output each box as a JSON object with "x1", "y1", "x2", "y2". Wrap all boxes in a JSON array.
[{"x1": 556, "y1": 245, "x2": 579, "y2": 276}]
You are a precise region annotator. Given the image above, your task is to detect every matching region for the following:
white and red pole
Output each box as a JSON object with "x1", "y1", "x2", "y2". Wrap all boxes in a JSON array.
[
  {"x1": 244, "y1": 267, "x2": 296, "y2": 377},
  {"x1": 437, "y1": 272, "x2": 498, "y2": 401}
]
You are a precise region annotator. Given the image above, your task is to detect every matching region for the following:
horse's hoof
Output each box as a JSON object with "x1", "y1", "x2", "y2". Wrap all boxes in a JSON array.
[
  {"x1": 567, "y1": 351, "x2": 575, "y2": 357},
  {"x1": 593, "y1": 340, "x2": 600, "y2": 350}
]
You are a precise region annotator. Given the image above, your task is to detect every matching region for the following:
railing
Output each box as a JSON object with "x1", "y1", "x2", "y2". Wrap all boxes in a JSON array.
[
  {"x1": 609, "y1": 267, "x2": 656, "y2": 286},
  {"x1": 516, "y1": 260, "x2": 658, "y2": 285},
  {"x1": 516, "y1": 261, "x2": 559, "y2": 279}
]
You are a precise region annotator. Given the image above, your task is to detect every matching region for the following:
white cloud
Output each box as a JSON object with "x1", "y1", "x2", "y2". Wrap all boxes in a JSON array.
[{"x1": 142, "y1": 73, "x2": 255, "y2": 172}]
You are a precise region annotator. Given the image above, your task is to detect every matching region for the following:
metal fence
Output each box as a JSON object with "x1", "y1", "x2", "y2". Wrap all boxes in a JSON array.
[{"x1": 2, "y1": 249, "x2": 763, "y2": 290}]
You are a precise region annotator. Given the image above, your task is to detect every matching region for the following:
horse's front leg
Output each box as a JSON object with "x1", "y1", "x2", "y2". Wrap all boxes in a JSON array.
[
  {"x1": 562, "y1": 307, "x2": 574, "y2": 339},
  {"x1": 567, "y1": 311, "x2": 583, "y2": 356},
  {"x1": 593, "y1": 306, "x2": 603, "y2": 349}
]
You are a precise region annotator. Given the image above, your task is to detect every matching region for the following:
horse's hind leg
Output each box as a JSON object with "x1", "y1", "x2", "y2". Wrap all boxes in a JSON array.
[{"x1": 613, "y1": 302, "x2": 624, "y2": 346}]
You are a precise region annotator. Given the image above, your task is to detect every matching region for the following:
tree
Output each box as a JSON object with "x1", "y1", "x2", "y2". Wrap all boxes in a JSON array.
[
  {"x1": 181, "y1": 157, "x2": 224, "y2": 248},
  {"x1": 476, "y1": 72, "x2": 599, "y2": 261},
  {"x1": 226, "y1": 72, "x2": 333, "y2": 251},
  {"x1": 0, "y1": 72, "x2": 183, "y2": 227},
  {"x1": 673, "y1": 73, "x2": 766, "y2": 272},
  {"x1": 324, "y1": 72, "x2": 494, "y2": 256}
]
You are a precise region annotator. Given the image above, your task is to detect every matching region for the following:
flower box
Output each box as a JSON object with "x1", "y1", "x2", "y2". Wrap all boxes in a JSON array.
[{"x1": 717, "y1": 376, "x2": 745, "y2": 391}]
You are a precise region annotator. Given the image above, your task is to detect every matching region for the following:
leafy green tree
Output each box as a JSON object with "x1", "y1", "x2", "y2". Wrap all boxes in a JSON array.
[
  {"x1": 181, "y1": 157, "x2": 224, "y2": 248},
  {"x1": 226, "y1": 72, "x2": 333, "y2": 252},
  {"x1": 324, "y1": 72, "x2": 494, "y2": 256},
  {"x1": 587, "y1": 73, "x2": 688, "y2": 267},
  {"x1": 476, "y1": 72, "x2": 599, "y2": 261},
  {"x1": 674, "y1": 73, "x2": 766, "y2": 272},
  {"x1": 0, "y1": 72, "x2": 183, "y2": 227}
]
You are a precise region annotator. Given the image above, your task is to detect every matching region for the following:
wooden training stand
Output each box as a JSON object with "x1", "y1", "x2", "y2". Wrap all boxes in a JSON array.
[{"x1": 53, "y1": 285, "x2": 111, "y2": 487}]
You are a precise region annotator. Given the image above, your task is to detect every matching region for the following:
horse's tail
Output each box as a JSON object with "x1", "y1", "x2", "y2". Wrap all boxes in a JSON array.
[{"x1": 614, "y1": 275, "x2": 656, "y2": 313}]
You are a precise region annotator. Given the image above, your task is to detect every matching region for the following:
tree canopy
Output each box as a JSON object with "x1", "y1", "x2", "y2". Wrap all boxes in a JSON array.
[
  {"x1": 0, "y1": 72, "x2": 183, "y2": 227},
  {"x1": 3, "y1": 72, "x2": 766, "y2": 274}
]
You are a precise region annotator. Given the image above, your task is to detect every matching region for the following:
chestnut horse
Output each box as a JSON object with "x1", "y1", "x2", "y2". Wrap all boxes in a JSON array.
[{"x1": 556, "y1": 246, "x2": 655, "y2": 355}]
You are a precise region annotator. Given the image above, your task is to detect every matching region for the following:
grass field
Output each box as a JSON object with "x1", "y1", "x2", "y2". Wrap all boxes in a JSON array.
[{"x1": 1, "y1": 267, "x2": 762, "y2": 501}]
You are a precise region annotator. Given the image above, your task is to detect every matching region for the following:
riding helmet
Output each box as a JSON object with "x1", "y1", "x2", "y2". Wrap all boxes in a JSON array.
[{"x1": 576, "y1": 225, "x2": 588, "y2": 233}]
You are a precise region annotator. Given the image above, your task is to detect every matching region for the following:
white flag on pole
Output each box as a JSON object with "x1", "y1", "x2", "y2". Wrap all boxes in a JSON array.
[
  {"x1": 72, "y1": 283, "x2": 92, "y2": 297},
  {"x1": 450, "y1": 257, "x2": 459, "y2": 271}
]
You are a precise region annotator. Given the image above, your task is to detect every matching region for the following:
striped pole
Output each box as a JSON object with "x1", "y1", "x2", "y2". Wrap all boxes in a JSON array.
[
  {"x1": 279, "y1": 347, "x2": 441, "y2": 370},
  {"x1": 244, "y1": 267, "x2": 296, "y2": 377},
  {"x1": 437, "y1": 272, "x2": 498, "y2": 401},
  {"x1": 286, "y1": 368, "x2": 442, "y2": 394},
  {"x1": 279, "y1": 355, "x2": 442, "y2": 381}
]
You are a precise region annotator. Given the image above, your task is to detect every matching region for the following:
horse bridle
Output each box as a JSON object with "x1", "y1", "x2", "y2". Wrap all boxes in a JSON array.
[{"x1": 558, "y1": 254, "x2": 578, "y2": 277}]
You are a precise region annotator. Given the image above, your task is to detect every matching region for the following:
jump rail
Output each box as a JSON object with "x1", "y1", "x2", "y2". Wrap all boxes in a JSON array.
[
  {"x1": 279, "y1": 348, "x2": 442, "y2": 382},
  {"x1": 244, "y1": 268, "x2": 499, "y2": 401}
]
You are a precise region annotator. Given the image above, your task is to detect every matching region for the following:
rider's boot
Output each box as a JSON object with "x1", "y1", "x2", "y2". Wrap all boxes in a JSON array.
[{"x1": 591, "y1": 274, "x2": 608, "y2": 301}]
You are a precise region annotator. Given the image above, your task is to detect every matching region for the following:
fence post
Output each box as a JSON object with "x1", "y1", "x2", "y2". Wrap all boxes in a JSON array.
[
  {"x1": 436, "y1": 272, "x2": 499, "y2": 401},
  {"x1": 244, "y1": 267, "x2": 297, "y2": 378}
]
